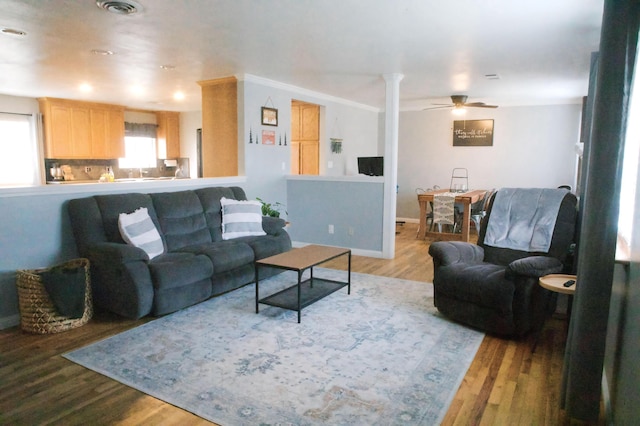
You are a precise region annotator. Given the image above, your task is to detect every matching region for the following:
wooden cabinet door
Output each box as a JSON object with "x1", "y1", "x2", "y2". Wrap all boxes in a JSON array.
[
  {"x1": 300, "y1": 105, "x2": 319, "y2": 140},
  {"x1": 92, "y1": 108, "x2": 125, "y2": 159},
  {"x1": 47, "y1": 104, "x2": 73, "y2": 158},
  {"x1": 106, "y1": 109, "x2": 125, "y2": 158},
  {"x1": 300, "y1": 141, "x2": 319, "y2": 174},
  {"x1": 90, "y1": 109, "x2": 108, "y2": 158},
  {"x1": 156, "y1": 111, "x2": 181, "y2": 159},
  {"x1": 291, "y1": 104, "x2": 301, "y2": 140},
  {"x1": 71, "y1": 107, "x2": 92, "y2": 158}
]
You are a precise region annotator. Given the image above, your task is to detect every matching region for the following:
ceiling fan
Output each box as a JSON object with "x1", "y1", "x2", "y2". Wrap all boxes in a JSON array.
[{"x1": 424, "y1": 95, "x2": 498, "y2": 111}]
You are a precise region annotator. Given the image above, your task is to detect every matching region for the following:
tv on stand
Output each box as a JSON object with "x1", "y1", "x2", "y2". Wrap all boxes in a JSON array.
[{"x1": 357, "y1": 156, "x2": 384, "y2": 176}]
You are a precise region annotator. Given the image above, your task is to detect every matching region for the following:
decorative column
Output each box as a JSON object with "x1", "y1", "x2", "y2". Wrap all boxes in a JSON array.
[{"x1": 382, "y1": 73, "x2": 404, "y2": 259}]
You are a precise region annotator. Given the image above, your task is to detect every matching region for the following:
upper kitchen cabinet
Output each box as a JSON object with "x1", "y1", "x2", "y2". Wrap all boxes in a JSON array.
[
  {"x1": 38, "y1": 98, "x2": 124, "y2": 159},
  {"x1": 156, "y1": 111, "x2": 180, "y2": 159}
]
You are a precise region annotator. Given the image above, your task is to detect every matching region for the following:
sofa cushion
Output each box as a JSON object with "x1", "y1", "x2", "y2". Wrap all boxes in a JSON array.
[
  {"x1": 148, "y1": 252, "x2": 213, "y2": 291},
  {"x1": 118, "y1": 207, "x2": 165, "y2": 259},
  {"x1": 220, "y1": 197, "x2": 266, "y2": 240},
  {"x1": 436, "y1": 262, "x2": 513, "y2": 314},
  {"x1": 240, "y1": 233, "x2": 292, "y2": 261},
  {"x1": 179, "y1": 241, "x2": 255, "y2": 274},
  {"x1": 150, "y1": 190, "x2": 212, "y2": 251}
]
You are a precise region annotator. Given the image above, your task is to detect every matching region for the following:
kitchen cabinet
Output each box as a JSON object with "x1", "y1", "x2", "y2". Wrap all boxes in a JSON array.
[
  {"x1": 156, "y1": 111, "x2": 180, "y2": 158},
  {"x1": 291, "y1": 100, "x2": 319, "y2": 175},
  {"x1": 39, "y1": 98, "x2": 124, "y2": 159}
]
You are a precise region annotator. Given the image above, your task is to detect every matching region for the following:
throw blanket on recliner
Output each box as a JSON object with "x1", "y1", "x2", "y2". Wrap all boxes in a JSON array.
[{"x1": 484, "y1": 188, "x2": 567, "y2": 252}]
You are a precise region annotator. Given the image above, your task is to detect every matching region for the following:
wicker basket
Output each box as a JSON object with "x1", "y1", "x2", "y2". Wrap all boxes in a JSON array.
[{"x1": 16, "y1": 258, "x2": 93, "y2": 334}]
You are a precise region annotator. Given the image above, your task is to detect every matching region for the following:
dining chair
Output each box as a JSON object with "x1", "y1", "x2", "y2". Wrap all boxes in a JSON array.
[
  {"x1": 470, "y1": 189, "x2": 496, "y2": 232},
  {"x1": 433, "y1": 193, "x2": 456, "y2": 233}
]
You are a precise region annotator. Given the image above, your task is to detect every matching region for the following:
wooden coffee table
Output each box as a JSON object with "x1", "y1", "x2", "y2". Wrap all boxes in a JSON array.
[{"x1": 255, "y1": 245, "x2": 351, "y2": 323}]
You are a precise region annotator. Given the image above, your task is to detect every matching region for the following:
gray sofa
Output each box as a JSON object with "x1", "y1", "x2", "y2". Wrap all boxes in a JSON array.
[{"x1": 68, "y1": 186, "x2": 291, "y2": 319}]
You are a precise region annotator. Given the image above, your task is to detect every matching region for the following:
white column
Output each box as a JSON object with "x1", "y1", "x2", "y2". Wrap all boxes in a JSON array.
[{"x1": 382, "y1": 73, "x2": 403, "y2": 259}]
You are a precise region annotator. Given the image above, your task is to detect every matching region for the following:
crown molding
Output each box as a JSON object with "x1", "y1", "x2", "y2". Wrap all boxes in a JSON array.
[{"x1": 238, "y1": 74, "x2": 380, "y2": 113}]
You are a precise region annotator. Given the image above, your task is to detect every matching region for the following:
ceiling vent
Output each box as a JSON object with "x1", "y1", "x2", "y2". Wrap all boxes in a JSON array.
[{"x1": 96, "y1": 0, "x2": 143, "y2": 15}]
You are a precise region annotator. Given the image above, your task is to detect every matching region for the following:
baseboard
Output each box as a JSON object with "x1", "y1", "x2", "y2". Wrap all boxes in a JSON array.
[
  {"x1": 0, "y1": 314, "x2": 20, "y2": 330},
  {"x1": 291, "y1": 241, "x2": 384, "y2": 258}
]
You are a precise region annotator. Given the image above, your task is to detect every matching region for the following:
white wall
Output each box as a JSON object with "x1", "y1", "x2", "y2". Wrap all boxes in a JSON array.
[{"x1": 396, "y1": 104, "x2": 582, "y2": 219}]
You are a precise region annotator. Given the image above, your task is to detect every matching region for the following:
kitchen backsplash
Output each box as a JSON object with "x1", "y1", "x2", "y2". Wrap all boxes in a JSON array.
[{"x1": 44, "y1": 158, "x2": 190, "y2": 182}]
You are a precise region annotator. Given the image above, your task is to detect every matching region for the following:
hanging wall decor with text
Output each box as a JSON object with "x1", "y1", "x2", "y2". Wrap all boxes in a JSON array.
[{"x1": 453, "y1": 119, "x2": 494, "y2": 146}]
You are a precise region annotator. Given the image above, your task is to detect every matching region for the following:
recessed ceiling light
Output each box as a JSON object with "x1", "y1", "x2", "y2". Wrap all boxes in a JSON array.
[
  {"x1": 1, "y1": 28, "x2": 27, "y2": 37},
  {"x1": 91, "y1": 49, "x2": 114, "y2": 56},
  {"x1": 79, "y1": 83, "x2": 93, "y2": 93},
  {"x1": 160, "y1": 65, "x2": 176, "y2": 70},
  {"x1": 96, "y1": 0, "x2": 143, "y2": 15},
  {"x1": 173, "y1": 91, "x2": 185, "y2": 101}
]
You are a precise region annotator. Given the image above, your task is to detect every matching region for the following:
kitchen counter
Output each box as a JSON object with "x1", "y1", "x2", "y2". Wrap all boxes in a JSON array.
[
  {"x1": 47, "y1": 176, "x2": 180, "y2": 184},
  {"x1": 1, "y1": 176, "x2": 247, "y2": 198}
]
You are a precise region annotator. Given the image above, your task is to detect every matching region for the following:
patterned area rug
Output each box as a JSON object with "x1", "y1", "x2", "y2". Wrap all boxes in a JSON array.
[{"x1": 64, "y1": 269, "x2": 484, "y2": 425}]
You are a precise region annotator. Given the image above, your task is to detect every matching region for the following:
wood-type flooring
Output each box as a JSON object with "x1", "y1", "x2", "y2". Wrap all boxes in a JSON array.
[{"x1": 0, "y1": 222, "x2": 605, "y2": 425}]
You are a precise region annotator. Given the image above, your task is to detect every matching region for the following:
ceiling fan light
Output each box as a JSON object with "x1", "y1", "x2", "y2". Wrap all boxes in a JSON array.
[{"x1": 452, "y1": 106, "x2": 466, "y2": 115}]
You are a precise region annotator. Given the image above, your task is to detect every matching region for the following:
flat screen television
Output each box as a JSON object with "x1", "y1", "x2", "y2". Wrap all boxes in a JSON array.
[{"x1": 357, "y1": 156, "x2": 384, "y2": 176}]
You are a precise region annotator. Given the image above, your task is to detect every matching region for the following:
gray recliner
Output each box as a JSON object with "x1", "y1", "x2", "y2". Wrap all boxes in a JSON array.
[{"x1": 428, "y1": 188, "x2": 577, "y2": 336}]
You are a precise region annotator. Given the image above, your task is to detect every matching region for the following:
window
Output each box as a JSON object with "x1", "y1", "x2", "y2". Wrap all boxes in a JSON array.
[
  {"x1": 118, "y1": 122, "x2": 157, "y2": 170},
  {"x1": 0, "y1": 113, "x2": 39, "y2": 186},
  {"x1": 119, "y1": 136, "x2": 157, "y2": 169},
  {"x1": 618, "y1": 43, "x2": 640, "y2": 245}
]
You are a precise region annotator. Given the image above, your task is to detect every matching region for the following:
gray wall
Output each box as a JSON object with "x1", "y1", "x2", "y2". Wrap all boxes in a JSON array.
[{"x1": 286, "y1": 178, "x2": 384, "y2": 255}]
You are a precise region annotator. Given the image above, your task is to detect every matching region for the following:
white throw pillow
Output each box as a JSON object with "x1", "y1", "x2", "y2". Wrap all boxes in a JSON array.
[
  {"x1": 220, "y1": 197, "x2": 266, "y2": 240},
  {"x1": 118, "y1": 207, "x2": 164, "y2": 259}
]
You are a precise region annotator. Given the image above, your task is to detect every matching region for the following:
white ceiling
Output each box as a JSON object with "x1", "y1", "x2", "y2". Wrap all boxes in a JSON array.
[{"x1": 0, "y1": 0, "x2": 604, "y2": 112}]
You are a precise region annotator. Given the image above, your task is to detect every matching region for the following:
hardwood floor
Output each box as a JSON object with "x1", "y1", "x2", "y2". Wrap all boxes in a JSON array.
[{"x1": 0, "y1": 222, "x2": 603, "y2": 425}]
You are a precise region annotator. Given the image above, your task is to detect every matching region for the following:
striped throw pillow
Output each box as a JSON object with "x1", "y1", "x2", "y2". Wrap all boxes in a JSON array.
[
  {"x1": 118, "y1": 207, "x2": 165, "y2": 259},
  {"x1": 220, "y1": 197, "x2": 266, "y2": 240}
]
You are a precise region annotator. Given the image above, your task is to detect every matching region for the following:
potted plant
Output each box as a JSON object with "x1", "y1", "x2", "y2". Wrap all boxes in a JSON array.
[{"x1": 256, "y1": 198, "x2": 287, "y2": 218}]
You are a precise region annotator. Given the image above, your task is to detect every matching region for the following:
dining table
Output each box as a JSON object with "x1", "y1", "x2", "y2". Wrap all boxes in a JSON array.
[{"x1": 417, "y1": 189, "x2": 487, "y2": 242}]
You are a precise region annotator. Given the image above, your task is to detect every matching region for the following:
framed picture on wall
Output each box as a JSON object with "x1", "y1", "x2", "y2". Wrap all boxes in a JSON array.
[{"x1": 261, "y1": 107, "x2": 278, "y2": 126}]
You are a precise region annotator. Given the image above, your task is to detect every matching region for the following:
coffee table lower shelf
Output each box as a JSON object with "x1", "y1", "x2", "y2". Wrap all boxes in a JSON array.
[{"x1": 258, "y1": 278, "x2": 347, "y2": 314}]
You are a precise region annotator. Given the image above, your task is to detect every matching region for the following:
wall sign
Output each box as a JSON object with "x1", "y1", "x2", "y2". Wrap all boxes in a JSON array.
[{"x1": 453, "y1": 119, "x2": 494, "y2": 146}]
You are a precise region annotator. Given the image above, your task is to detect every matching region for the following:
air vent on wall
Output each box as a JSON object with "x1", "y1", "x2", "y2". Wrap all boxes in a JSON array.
[{"x1": 96, "y1": 0, "x2": 143, "y2": 15}]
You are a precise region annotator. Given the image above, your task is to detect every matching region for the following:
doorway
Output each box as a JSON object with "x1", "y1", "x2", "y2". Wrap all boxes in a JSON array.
[{"x1": 291, "y1": 100, "x2": 320, "y2": 175}]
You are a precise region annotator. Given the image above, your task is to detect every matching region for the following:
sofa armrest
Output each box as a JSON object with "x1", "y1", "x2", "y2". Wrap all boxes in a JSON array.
[
  {"x1": 262, "y1": 216, "x2": 286, "y2": 235},
  {"x1": 429, "y1": 241, "x2": 485, "y2": 266},
  {"x1": 86, "y1": 242, "x2": 149, "y2": 263},
  {"x1": 507, "y1": 256, "x2": 563, "y2": 278}
]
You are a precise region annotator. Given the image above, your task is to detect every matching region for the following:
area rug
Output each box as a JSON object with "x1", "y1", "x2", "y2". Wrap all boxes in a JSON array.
[{"x1": 64, "y1": 269, "x2": 484, "y2": 425}]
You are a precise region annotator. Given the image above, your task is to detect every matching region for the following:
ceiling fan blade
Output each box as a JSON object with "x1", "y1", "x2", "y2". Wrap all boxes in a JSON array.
[
  {"x1": 464, "y1": 102, "x2": 498, "y2": 108},
  {"x1": 422, "y1": 105, "x2": 454, "y2": 111}
]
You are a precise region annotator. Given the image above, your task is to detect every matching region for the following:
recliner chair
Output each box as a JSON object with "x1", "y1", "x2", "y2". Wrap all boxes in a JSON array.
[{"x1": 428, "y1": 188, "x2": 577, "y2": 336}]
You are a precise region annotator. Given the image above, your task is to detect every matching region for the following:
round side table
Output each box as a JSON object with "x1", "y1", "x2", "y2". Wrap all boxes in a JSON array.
[{"x1": 539, "y1": 273, "x2": 577, "y2": 295}]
